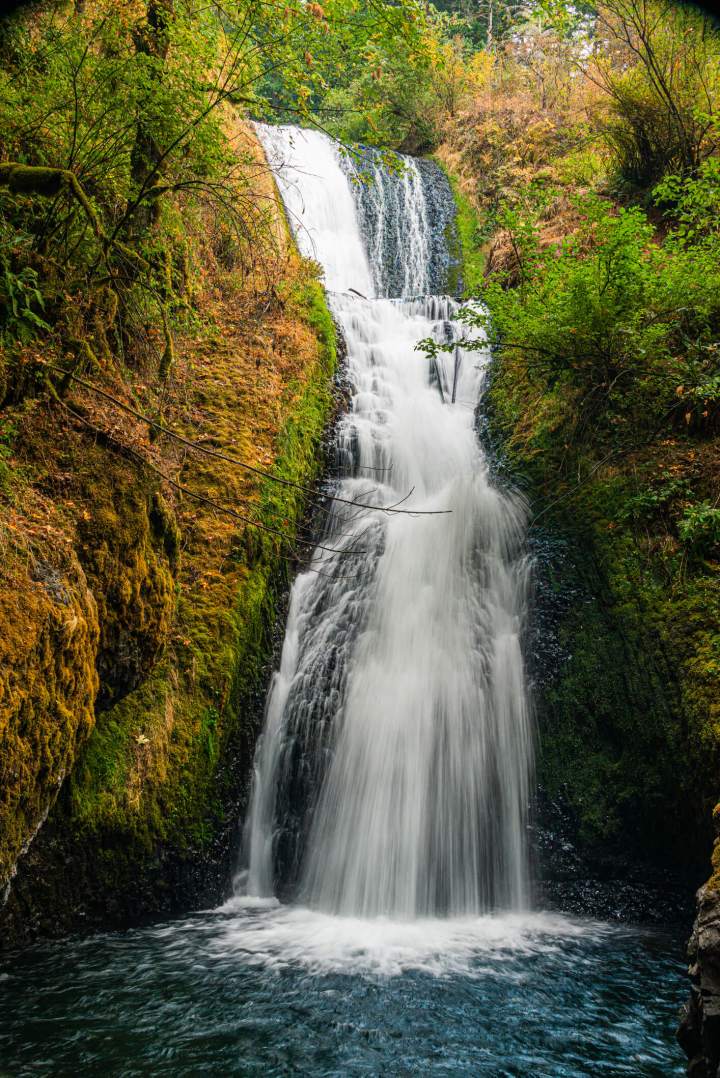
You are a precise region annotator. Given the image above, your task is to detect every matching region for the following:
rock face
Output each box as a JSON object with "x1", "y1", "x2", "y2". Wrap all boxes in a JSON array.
[
  {"x1": 342, "y1": 146, "x2": 460, "y2": 298},
  {"x1": 680, "y1": 886, "x2": 720, "y2": 1076},
  {"x1": 680, "y1": 813, "x2": 720, "y2": 1076},
  {"x1": 0, "y1": 543, "x2": 99, "y2": 903}
]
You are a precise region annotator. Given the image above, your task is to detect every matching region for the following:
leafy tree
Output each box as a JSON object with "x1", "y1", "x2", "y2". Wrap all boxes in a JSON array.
[
  {"x1": 318, "y1": 7, "x2": 491, "y2": 152},
  {"x1": 431, "y1": 0, "x2": 533, "y2": 50},
  {"x1": 0, "y1": 0, "x2": 427, "y2": 383}
]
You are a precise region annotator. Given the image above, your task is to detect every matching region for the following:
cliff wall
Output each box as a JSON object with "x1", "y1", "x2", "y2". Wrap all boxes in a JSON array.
[{"x1": 0, "y1": 129, "x2": 339, "y2": 946}]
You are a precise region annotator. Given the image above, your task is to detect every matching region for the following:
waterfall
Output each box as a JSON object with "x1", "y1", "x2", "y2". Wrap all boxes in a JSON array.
[{"x1": 240, "y1": 124, "x2": 533, "y2": 918}]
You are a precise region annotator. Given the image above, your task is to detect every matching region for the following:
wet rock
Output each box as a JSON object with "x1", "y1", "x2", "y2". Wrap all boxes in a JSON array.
[
  {"x1": 680, "y1": 809, "x2": 720, "y2": 1076},
  {"x1": 532, "y1": 789, "x2": 693, "y2": 925},
  {"x1": 341, "y1": 146, "x2": 460, "y2": 298}
]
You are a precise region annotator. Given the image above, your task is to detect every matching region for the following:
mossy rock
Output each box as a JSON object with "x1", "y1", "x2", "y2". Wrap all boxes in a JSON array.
[
  {"x1": 66, "y1": 448, "x2": 178, "y2": 711},
  {"x1": 0, "y1": 541, "x2": 98, "y2": 896},
  {"x1": 0, "y1": 267, "x2": 338, "y2": 945},
  {"x1": 485, "y1": 358, "x2": 720, "y2": 877}
]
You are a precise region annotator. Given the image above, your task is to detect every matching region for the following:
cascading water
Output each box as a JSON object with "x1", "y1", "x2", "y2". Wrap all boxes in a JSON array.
[{"x1": 242, "y1": 124, "x2": 533, "y2": 918}]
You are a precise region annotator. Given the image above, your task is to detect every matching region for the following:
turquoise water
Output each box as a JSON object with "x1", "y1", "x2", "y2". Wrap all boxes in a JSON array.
[{"x1": 0, "y1": 897, "x2": 687, "y2": 1076}]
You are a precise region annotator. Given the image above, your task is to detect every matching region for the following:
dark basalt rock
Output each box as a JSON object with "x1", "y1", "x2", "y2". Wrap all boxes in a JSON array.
[
  {"x1": 532, "y1": 789, "x2": 693, "y2": 925},
  {"x1": 680, "y1": 805, "x2": 720, "y2": 1076},
  {"x1": 680, "y1": 886, "x2": 720, "y2": 1077},
  {"x1": 340, "y1": 145, "x2": 461, "y2": 298}
]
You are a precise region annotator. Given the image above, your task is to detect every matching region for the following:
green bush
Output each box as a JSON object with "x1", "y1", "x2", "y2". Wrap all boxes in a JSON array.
[
  {"x1": 678, "y1": 503, "x2": 720, "y2": 555},
  {"x1": 457, "y1": 191, "x2": 720, "y2": 453},
  {"x1": 618, "y1": 472, "x2": 691, "y2": 525},
  {"x1": 554, "y1": 147, "x2": 605, "y2": 187},
  {"x1": 655, "y1": 157, "x2": 720, "y2": 242},
  {"x1": 0, "y1": 223, "x2": 50, "y2": 345}
]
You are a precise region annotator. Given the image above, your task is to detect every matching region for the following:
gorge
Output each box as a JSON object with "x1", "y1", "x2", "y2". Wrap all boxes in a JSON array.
[{"x1": 0, "y1": 123, "x2": 688, "y2": 1076}]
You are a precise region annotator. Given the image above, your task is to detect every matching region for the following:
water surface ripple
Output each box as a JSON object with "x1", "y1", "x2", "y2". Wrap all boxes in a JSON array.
[{"x1": 0, "y1": 901, "x2": 685, "y2": 1076}]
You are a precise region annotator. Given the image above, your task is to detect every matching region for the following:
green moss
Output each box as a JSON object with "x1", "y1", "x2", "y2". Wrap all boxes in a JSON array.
[
  {"x1": 0, "y1": 258, "x2": 338, "y2": 930},
  {"x1": 63, "y1": 277, "x2": 337, "y2": 866},
  {"x1": 435, "y1": 159, "x2": 486, "y2": 297},
  {"x1": 0, "y1": 542, "x2": 99, "y2": 891},
  {"x1": 533, "y1": 513, "x2": 686, "y2": 856},
  {"x1": 66, "y1": 452, "x2": 176, "y2": 710},
  {"x1": 0, "y1": 456, "x2": 11, "y2": 496},
  {"x1": 486, "y1": 354, "x2": 720, "y2": 868},
  {"x1": 149, "y1": 491, "x2": 181, "y2": 572}
]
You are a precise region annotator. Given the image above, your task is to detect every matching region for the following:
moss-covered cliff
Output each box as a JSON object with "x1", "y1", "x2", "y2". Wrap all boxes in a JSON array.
[
  {"x1": 437, "y1": 151, "x2": 720, "y2": 888},
  {"x1": 0, "y1": 119, "x2": 339, "y2": 945},
  {"x1": 0, "y1": 275, "x2": 337, "y2": 945},
  {"x1": 0, "y1": 534, "x2": 98, "y2": 905},
  {"x1": 495, "y1": 430, "x2": 718, "y2": 874}
]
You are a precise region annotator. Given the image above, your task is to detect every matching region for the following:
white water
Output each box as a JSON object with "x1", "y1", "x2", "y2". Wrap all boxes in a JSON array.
[
  {"x1": 214, "y1": 896, "x2": 605, "y2": 978},
  {"x1": 241, "y1": 124, "x2": 533, "y2": 920}
]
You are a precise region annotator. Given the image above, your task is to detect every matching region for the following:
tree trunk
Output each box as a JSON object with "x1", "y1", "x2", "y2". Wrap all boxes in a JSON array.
[{"x1": 128, "y1": 0, "x2": 174, "y2": 238}]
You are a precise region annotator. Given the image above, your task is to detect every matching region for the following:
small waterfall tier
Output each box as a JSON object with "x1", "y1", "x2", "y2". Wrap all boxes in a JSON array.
[
  {"x1": 240, "y1": 123, "x2": 533, "y2": 918},
  {"x1": 341, "y1": 145, "x2": 459, "y2": 298}
]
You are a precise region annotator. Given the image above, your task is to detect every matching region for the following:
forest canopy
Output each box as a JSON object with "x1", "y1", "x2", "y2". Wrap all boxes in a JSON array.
[{"x1": 0, "y1": 0, "x2": 719, "y2": 436}]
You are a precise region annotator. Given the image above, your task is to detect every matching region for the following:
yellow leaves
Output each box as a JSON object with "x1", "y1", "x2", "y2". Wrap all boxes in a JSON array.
[{"x1": 467, "y1": 50, "x2": 494, "y2": 86}]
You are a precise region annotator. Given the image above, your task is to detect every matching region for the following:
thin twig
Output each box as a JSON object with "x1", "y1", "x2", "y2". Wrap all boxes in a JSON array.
[
  {"x1": 44, "y1": 363, "x2": 451, "y2": 516},
  {"x1": 56, "y1": 396, "x2": 364, "y2": 558}
]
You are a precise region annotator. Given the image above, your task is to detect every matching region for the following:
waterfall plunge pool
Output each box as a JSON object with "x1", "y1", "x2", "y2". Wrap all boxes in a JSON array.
[{"x1": 0, "y1": 900, "x2": 686, "y2": 1075}]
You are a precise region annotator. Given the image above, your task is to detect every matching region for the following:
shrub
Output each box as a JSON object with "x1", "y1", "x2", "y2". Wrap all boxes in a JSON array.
[
  {"x1": 0, "y1": 223, "x2": 50, "y2": 346},
  {"x1": 678, "y1": 503, "x2": 720, "y2": 555},
  {"x1": 592, "y1": 0, "x2": 720, "y2": 191},
  {"x1": 455, "y1": 190, "x2": 720, "y2": 453}
]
